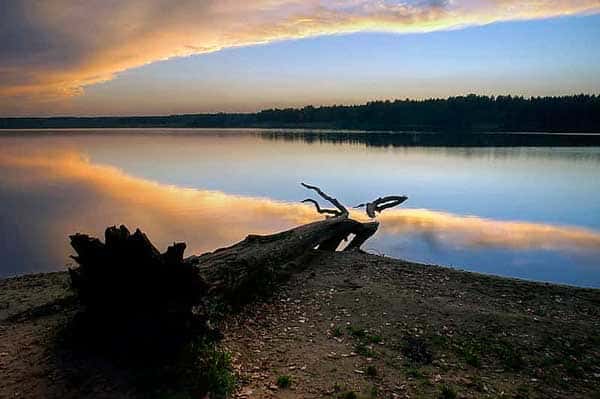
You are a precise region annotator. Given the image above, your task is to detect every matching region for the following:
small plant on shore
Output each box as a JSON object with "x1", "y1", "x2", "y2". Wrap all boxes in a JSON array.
[
  {"x1": 276, "y1": 374, "x2": 292, "y2": 388},
  {"x1": 354, "y1": 342, "x2": 376, "y2": 358},
  {"x1": 456, "y1": 337, "x2": 524, "y2": 371},
  {"x1": 366, "y1": 365, "x2": 377, "y2": 377},
  {"x1": 429, "y1": 333, "x2": 449, "y2": 348},
  {"x1": 338, "y1": 391, "x2": 358, "y2": 399},
  {"x1": 402, "y1": 336, "x2": 433, "y2": 364},
  {"x1": 368, "y1": 334, "x2": 382, "y2": 344},
  {"x1": 461, "y1": 346, "x2": 481, "y2": 368},
  {"x1": 346, "y1": 325, "x2": 382, "y2": 358},
  {"x1": 148, "y1": 339, "x2": 235, "y2": 399},
  {"x1": 494, "y1": 341, "x2": 525, "y2": 370},
  {"x1": 564, "y1": 358, "x2": 583, "y2": 377},
  {"x1": 439, "y1": 385, "x2": 457, "y2": 399},
  {"x1": 332, "y1": 326, "x2": 344, "y2": 337},
  {"x1": 470, "y1": 375, "x2": 486, "y2": 392},
  {"x1": 199, "y1": 343, "x2": 236, "y2": 397},
  {"x1": 369, "y1": 385, "x2": 378, "y2": 397},
  {"x1": 404, "y1": 365, "x2": 424, "y2": 379},
  {"x1": 347, "y1": 325, "x2": 367, "y2": 339}
]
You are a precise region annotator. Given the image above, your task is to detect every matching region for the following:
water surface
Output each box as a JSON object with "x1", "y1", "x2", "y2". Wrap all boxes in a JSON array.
[{"x1": 1, "y1": 129, "x2": 599, "y2": 287}]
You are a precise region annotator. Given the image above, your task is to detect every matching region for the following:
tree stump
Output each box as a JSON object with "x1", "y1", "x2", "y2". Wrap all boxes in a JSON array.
[{"x1": 68, "y1": 184, "x2": 407, "y2": 348}]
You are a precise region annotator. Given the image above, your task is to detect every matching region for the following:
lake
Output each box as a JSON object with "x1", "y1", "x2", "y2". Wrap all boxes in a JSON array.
[{"x1": 1, "y1": 129, "x2": 599, "y2": 287}]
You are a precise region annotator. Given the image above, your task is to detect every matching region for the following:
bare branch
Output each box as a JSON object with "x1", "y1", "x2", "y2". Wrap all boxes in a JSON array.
[
  {"x1": 374, "y1": 196, "x2": 408, "y2": 211},
  {"x1": 354, "y1": 195, "x2": 408, "y2": 218},
  {"x1": 301, "y1": 199, "x2": 342, "y2": 216},
  {"x1": 301, "y1": 183, "x2": 348, "y2": 216}
]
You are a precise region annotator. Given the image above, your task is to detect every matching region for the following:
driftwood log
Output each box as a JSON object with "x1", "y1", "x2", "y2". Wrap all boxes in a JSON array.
[{"x1": 68, "y1": 184, "x2": 407, "y2": 345}]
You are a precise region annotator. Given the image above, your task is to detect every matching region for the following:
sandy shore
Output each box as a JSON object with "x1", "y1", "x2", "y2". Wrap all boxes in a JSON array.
[{"x1": 1, "y1": 252, "x2": 599, "y2": 398}]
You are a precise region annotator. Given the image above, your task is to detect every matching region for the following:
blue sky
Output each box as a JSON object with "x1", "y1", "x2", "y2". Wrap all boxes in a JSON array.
[
  {"x1": 1, "y1": 1, "x2": 599, "y2": 116},
  {"x1": 71, "y1": 14, "x2": 600, "y2": 115}
]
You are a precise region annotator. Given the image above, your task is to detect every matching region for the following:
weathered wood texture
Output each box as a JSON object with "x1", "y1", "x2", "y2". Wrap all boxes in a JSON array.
[
  {"x1": 190, "y1": 216, "x2": 379, "y2": 301},
  {"x1": 70, "y1": 216, "x2": 379, "y2": 308},
  {"x1": 68, "y1": 184, "x2": 406, "y2": 333}
]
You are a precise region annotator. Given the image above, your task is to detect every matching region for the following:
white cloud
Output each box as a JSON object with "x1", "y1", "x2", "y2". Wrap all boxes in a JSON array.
[{"x1": 1, "y1": 0, "x2": 598, "y2": 103}]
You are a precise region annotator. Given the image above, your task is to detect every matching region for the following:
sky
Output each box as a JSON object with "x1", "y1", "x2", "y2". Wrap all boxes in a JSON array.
[{"x1": 1, "y1": 0, "x2": 599, "y2": 116}]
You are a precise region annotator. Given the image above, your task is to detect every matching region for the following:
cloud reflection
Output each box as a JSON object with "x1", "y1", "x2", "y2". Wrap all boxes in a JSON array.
[
  {"x1": 1, "y1": 147, "x2": 600, "y2": 276},
  {"x1": 0, "y1": 149, "x2": 321, "y2": 261},
  {"x1": 378, "y1": 209, "x2": 600, "y2": 251}
]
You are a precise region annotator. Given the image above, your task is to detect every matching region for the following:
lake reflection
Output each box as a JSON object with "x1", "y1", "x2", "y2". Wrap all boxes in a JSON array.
[{"x1": 1, "y1": 130, "x2": 599, "y2": 287}]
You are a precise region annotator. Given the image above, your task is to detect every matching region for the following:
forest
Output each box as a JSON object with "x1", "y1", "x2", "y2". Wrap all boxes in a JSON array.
[{"x1": 2, "y1": 94, "x2": 599, "y2": 132}]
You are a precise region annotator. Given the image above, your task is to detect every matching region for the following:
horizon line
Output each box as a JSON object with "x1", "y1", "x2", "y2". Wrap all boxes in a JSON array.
[{"x1": 2, "y1": 92, "x2": 599, "y2": 119}]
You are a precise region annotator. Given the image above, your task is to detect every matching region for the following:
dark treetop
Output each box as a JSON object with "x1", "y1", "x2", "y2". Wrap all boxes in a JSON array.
[{"x1": 2, "y1": 94, "x2": 600, "y2": 133}]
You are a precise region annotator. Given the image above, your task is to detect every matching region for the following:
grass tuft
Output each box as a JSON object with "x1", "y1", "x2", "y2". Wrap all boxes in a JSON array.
[
  {"x1": 439, "y1": 385, "x2": 458, "y2": 399},
  {"x1": 276, "y1": 374, "x2": 292, "y2": 389},
  {"x1": 366, "y1": 365, "x2": 378, "y2": 377}
]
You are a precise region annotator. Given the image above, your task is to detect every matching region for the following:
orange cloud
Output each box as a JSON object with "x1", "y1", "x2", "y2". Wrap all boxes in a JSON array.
[
  {"x1": 1, "y1": 147, "x2": 599, "y2": 257},
  {"x1": 1, "y1": 0, "x2": 599, "y2": 104}
]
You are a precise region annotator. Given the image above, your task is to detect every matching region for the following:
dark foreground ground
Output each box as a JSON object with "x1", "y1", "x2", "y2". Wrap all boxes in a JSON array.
[{"x1": 1, "y1": 251, "x2": 599, "y2": 398}]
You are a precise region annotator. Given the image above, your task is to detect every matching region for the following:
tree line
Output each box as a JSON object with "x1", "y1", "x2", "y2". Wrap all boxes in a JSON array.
[{"x1": 2, "y1": 94, "x2": 599, "y2": 132}]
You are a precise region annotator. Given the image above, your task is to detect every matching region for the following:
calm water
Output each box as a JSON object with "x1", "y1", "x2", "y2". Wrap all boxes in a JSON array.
[{"x1": 1, "y1": 129, "x2": 599, "y2": 287}]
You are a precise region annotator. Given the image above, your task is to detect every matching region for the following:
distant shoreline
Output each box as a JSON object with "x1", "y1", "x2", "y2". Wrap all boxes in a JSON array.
[
  {"x1": 1, "y1": 127, "x2": 600, "y2": 135},
  {"x1": 2, "y1": 128, "x2": 600, "y2": 146},
  {"x1": 2, "y1": 95, "x2": 599, "y2": 133},
  {"x1": 2, "y1": 124, "x2": 600, "y2": 135}
]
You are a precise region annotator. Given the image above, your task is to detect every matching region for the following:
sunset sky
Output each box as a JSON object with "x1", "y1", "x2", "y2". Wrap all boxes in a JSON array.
[{"x1": 1, "y1": 0, "x2": 599, "y2": 116}]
